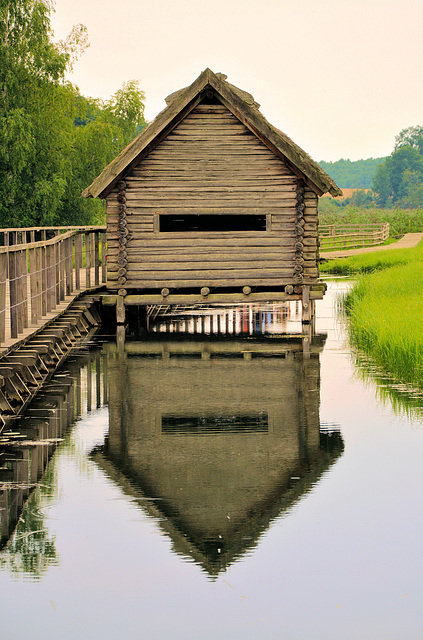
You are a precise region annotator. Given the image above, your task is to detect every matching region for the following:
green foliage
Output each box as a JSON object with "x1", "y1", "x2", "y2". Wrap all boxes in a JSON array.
[
  {"x1": 341, "y1": 240, "x2": 423, "y2": 389},
  {"x1": 0, "y1": 1, "x2": 146, "y2": 228},
  {"x1": 319, "y1": 157, "x2": 386, "y2": 189},
  {"x1": 394, "y1": 125, "x2": 423, "y2": 154},
  {"x1": 319, "y1": 205, "x2": 423, "y2": 236},
  {"x1": 0, "y1": 0, "x2": 72, "y2": 225},
  {"x1": 321, "y1": 245, "x2": 413, "y2": 275},
  {"x1": 57, "y1": 80, "x2": 146, "y2": 225},
  {"x1": 372, "y1": 125, "x2": 423, "y2": 207}
]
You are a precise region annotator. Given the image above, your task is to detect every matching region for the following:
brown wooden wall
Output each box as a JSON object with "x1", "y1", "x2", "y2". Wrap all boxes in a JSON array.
[{"x1": 106, "y1": 102, "x2": 319, "y2": 291}]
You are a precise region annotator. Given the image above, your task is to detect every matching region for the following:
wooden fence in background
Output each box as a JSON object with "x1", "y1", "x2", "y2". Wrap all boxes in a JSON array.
[
  {"x1": 0, "y1": 226, "x2": 106, "y2": 346},
  {"x1": 319, "y1": 223, "x2": 390, "y2": 251}
]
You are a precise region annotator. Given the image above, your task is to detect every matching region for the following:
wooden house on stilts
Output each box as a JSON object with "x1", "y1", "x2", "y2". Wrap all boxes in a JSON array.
[{"x1": 83, "y1": 69, "x2": 341, "y2": 324}]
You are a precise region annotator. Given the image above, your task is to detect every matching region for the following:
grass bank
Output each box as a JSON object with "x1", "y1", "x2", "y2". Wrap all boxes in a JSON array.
[{"x1": 322, "y1": 240, "x2": 423, "y2": 389}]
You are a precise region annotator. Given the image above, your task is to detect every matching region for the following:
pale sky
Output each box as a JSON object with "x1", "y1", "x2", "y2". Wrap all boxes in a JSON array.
[{"x1": 50, "y1": 0, "x2": 423, "y2": 163}]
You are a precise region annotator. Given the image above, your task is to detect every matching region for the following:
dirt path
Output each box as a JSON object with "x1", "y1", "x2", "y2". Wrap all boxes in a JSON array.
[{"x1": 322, "y1": 232, "x2": 423, "y2": 260}]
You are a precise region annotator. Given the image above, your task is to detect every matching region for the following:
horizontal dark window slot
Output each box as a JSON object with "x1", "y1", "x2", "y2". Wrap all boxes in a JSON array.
[
  {"x1": 160, "y1": 214, "x2": 266, "y2": 232},
  {"x1": 162, "y1": 413, "x2": 268, "y2": 434}
]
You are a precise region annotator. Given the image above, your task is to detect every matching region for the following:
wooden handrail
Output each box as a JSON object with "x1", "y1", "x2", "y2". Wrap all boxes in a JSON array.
[
  {"x1": 0, "y1": 227, "x2": 106, "y2": 346},
  {"x1": 319, "y1": 223, "x2": 389, "y2": 250},
  {"x1": 0, "y1": 226, "x2": 106, "y2": 247}
]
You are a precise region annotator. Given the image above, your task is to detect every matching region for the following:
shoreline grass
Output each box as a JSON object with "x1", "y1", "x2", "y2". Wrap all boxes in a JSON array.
[{"x1": 322, "y1": 240, "x2": 423, "y2": 390}]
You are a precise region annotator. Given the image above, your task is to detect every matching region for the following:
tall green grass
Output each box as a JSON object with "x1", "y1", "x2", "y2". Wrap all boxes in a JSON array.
[
  {"x1": 319, "y1": 205, "x2": 423, "y2": 236},
  {"x1": 321, "y1": 246, "x2": 414, "y2": 275},
  {"x1": 341, "y1": 242, "x2": 423, "y2": 389}
]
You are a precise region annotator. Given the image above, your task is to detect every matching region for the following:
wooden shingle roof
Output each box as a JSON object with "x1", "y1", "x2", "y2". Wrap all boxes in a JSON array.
[{"x1": 82, "y1": 68, "x2": 342, "y2": 199}]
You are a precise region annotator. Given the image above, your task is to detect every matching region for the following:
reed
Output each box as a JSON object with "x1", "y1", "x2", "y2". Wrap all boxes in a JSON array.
[{"x1": 342, "y1": 246, "x2": 423, "y2": 388}]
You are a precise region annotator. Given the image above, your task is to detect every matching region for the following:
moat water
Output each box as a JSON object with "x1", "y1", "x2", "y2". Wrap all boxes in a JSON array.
[{"x1": 1, "y1": 281, "x2": 423, "y2": 639}]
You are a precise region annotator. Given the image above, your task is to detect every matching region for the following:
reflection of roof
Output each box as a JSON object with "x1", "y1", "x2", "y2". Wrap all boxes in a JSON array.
[
  {"x1": 91, "y1": 431, "x2": 344, "y2": 577},
  {"x1": 82, "y1": 68, "x2": 342, "y2": 199}
]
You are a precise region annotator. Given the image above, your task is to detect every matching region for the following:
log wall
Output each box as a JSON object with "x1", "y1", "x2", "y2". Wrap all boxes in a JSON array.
[{"x1": 106, "y1": 103, "x2": 320, "y2": 291}]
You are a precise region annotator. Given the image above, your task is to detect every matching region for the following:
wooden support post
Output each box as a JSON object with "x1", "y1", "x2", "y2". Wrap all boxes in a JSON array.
[
  {"x1": 310, "y1": 299, "x2": 316, "y2": 336},
  {"x1": 86, "y1": 355, "x2": 92, "y2": 413},
  {"x1": 302, "y1": 323, "x2": 312, "y2": 359},
  {"x1": 302, "y1": 285, "x2": 311, "y2": 325},
  {"x1": 96, "y1": 351, "x2": 101, "y2": 408},
  {"x1": 102, "y1": 352, "x2": 108, "y2": 405},
  {"x1": 75, "y1": 368, "x2": 81, "y2": 417},
  {"x1": 116, "y1": 324, "x2": 126, "y2": 351},
  {"x1": 0, "y1": 253, "x2": 7, "y2": 345},
  {"x1": 116, "y1": 295, "x2": 125, "y2": 324}
]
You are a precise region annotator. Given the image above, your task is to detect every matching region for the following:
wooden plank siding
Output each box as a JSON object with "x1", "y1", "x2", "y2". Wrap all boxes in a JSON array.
[{"x1": 106, "y1": 103, "x2": 320, "y2": 291}]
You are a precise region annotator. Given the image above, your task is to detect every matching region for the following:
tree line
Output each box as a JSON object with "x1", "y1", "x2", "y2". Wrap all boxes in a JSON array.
[
  {"x1": 321, "y1": 127, "x2": 423, "y2": 209},
  {"x1": 319, "y1": 157, "x2": 386, "y2": 190},
  {"x1": 0, "y1": 0, "x2": 146, "y2": 228}
]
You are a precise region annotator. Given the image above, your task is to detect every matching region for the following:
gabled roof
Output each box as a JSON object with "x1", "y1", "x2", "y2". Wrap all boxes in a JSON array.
[{"x1": 82, "y1": 68, "x2": 342, "y2": 199}]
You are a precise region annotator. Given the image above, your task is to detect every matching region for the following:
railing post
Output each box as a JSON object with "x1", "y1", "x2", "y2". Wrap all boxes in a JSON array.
[
  {"x1": 59, "y1": 238, "x2": 65, "y2": 301},
  {"x1": 9, "y1": 250, "x2": 19, "y2": 339},
  {"x1": 28, "y1": 247, "x2": 37, "y2": 325},
  {"x1": 0, "y1": 253, "x2": 7, "y2": 345},
  {"x1": 75, "y1": 233, "x2": 82, "y2": 290},
  {"x1": 66, "y1": 237, "x2": 73, "y2": 295},
  {"x1": 46, "y1": 244, "x2": 54, "y2": 312},
  {"x1": 101, "y1": 231, "x2": 107, "y2": 284},
  {"x1": 55, "y1": 242, "x2": 60, "y2": 305},
  {"x1": 94, "y1": 232, "x2": 100, "y2": 286},
  {"x1": 41, "y1": 245, "x2": 47, "y2": 316},
  {"x1": 19, "y1": 249, "x2": 28, "y2": 329},
  {"x1": 85, "y1": 233, "x2": 91, "y2": 289}
]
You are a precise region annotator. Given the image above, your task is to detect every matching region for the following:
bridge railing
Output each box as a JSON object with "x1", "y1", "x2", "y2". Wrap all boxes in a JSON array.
[
  {"x1": 0, "y1": 226, "x2": 106, "y2": 346},
  {"x1": 319, "y1": 222, "x2": 390, "y2": 251}
]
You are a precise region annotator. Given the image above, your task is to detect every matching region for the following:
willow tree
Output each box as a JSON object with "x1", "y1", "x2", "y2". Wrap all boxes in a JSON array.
[
  {"x1": 57, "y1": 80, "x2": 147, "y2": 225},
  {"x1": 0, "y1": 0, "x2": 90, "y2": 226}
]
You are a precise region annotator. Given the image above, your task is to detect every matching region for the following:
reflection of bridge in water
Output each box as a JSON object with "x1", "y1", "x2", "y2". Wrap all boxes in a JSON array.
[
  {"x1": 0, "y1": 307, "x2": 343, "y2": 578},
  {"x1": 0, "y1": 344, "x2": 105, "y2": 576}
]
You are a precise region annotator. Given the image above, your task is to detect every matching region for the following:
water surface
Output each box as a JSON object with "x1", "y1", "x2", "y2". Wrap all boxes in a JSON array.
[{"x1": 1, "y1": 282, "x2": 423, "y2": 639}]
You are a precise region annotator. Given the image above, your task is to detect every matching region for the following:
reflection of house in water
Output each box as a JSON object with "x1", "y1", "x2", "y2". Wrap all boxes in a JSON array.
[{"x1": 94, "y1": 332, "x2": 344, "y2": 577}]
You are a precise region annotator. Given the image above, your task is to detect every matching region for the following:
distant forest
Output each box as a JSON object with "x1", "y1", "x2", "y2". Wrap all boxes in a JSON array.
[{"x1": 319, "y1": 158, "x2": 387, "y2": 189}]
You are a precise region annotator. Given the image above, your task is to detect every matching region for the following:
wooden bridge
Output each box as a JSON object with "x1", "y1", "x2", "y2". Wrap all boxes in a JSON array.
[{"x1": 0, "y1": 226, "x2": 106, "y2": 427}]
